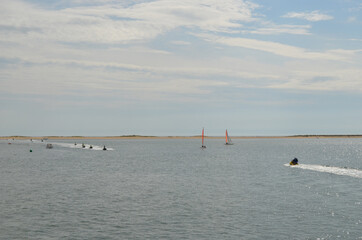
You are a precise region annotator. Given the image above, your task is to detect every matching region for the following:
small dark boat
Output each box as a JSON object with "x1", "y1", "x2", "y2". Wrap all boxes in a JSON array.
[
  {"x1": 290, "y1": 158, "x2": 299, "y2": 165},
  {"x1": 46, "y1": 143, "x2": 53, "y2": 149}
]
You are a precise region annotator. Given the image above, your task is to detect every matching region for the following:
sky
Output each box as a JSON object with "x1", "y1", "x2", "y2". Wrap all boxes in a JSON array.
[{"x1": 0, "y1": 0, "x2": 362, "y2": 136}]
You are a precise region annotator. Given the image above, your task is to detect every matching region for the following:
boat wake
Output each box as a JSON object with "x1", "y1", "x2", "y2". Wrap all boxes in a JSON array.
[
  {"x1": 27, "y1": 140, "x2": 114, "y2": 151},
  {"x1": 284, "y1": 164, "x2": 362, "y2": 178},
  {"x1": 51, "y1": 142, "x2": 114, "y2": 151}
]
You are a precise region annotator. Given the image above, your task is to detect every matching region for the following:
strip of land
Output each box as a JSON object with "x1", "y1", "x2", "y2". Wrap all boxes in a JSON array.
[{"x1": 1, "y1": 135, "x2": 362, "y2": 140}]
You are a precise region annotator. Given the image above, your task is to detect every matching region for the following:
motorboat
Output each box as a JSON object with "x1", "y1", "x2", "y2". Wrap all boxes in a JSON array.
[{"x1": 290, "y1": 158, "x2": 299, "y2": 165}]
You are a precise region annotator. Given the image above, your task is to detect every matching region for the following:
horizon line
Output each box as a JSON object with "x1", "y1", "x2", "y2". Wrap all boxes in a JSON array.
[{"x1": 2, "y1": 134, "x2": 362, "y2": 139}]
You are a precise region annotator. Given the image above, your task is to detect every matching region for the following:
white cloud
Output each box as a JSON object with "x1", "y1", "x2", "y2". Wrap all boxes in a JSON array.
[
  {"x1": 269, "y1": 69, "x2": 362, "y2": 92},
  {"x1": 0, "y1": 60, "x2": 230, "y2": 99},
  {"x1": 0, "y1": 0, "x2": 314, "y2": 47},
  {"x1": 349, "y1": 3, "x2": 362, "y2": 12},
  {"x1": 283, "y1": 11, "x2": 333, "y2": 22},
  {"x1": 246, "y1": 24, "x2": 311, "y2": 35},
  {"x1": 1, "y1": 0, "x2": 361, "y2": 101},
  {"x1": 266, "y1": 54, "x2": 362, "y2": 92},
  {"x1": 0, "y1": 0, "x2": 259, "y2": 44},
  {"x1": 171, "y1": 41, "x2": 191, "y2": 45},
  {"x1": 198, "y1": 34, "x2": 354, "y2": 61},
  {"x1": 347, "y1": 16, "x2": 357, "y2": 22}
]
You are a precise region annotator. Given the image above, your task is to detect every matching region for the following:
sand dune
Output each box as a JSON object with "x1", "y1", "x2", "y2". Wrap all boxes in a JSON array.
[{"x1": 2, "y1": 135, "x2": 362, "y2": 140}]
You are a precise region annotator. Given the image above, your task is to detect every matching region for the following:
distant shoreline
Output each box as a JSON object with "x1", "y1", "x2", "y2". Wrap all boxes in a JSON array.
[{"x1": 1, "y1": 135, "x2": 362, "y2": 140}]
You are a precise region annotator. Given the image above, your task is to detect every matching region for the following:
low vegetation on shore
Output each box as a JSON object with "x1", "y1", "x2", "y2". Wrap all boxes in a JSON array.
[{"x1": 1, "y1": 135, "x2": 362, "y2": 140}]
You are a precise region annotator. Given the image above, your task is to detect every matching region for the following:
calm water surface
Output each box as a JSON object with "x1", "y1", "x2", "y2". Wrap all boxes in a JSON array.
[{"x1": 1, "y1": 138, "x2": 361, "y2": 239}]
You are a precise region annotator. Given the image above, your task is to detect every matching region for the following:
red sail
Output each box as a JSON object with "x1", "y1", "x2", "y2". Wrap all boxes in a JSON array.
[{"x1": 202, "y1": 128, "x2": 204, "y2": 145}]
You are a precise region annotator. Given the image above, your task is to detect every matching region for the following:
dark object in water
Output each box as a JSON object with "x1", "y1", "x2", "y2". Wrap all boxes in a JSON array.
[
  {"x1": 290, "y1": 158, "x2": 298, "y2": 165},
  {"x1": 46, "y1": 143, "x2": 53, "y2": 149},
  {"x1": 89, "y1": 145, "x2": 93, "y2": 149},
  {"x1": 82, "y1": 143, "x2": 85, "y2": 148},
  {"x1": 103, "y1": 146, "x2": 107, "y2": 151}
]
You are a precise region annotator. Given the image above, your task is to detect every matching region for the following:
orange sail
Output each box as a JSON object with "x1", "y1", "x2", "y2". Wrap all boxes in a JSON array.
[
  {"x1": 225, "y1": 129, "x2": 233, "y2": 145},
  {"x1": 202, "y1": 128, "x2": 204, "y2": 146}
]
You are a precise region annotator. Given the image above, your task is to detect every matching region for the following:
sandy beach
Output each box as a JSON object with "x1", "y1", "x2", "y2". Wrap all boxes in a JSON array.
[{"x1": 1, "y1": 135, "x2": 362, "y2": 140}]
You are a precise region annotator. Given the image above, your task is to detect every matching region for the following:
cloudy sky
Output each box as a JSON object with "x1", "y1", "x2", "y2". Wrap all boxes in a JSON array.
[{"x1": 1, "y1": 0, "x2": 361, "y2": 136}]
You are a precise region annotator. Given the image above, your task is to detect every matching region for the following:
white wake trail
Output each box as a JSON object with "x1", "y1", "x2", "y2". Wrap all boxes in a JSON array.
[
  {"x1": 285, "y1": 164, "x2": 362, "y2": 178},
  {"x1": 51, "y1": 142, "x2": 114, "y2": 151},
  {"x1": 29, "y1": 140, "x2": 114, "y2": 151}
]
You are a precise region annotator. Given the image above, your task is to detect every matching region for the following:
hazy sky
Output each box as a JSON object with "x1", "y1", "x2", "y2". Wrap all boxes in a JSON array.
[{"x1": 1, "y1": 0, "x2": 361, "y2": 136}]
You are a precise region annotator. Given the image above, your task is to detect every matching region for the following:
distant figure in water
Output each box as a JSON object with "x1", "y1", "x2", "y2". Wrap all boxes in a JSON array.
[
  {"x1": 290, "y1": 158, "x2": 299, "y2": 165},
  {"x1": 82, "y1": 143, "x2": 85, "y2": 148},
  {"x1": 103, "y1": 145, "x2": 107, "y2": 151},
  {"x1": 74, "y1": 142, "x2": 77, "y2": 146},
  {"x1": 89, "y1": 145, "x2": 93, "y2": 149}
]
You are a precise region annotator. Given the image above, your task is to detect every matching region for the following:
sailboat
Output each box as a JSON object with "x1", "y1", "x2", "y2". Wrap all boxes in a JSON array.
[
  {"x1": 225, "y1": 129, "x2": 233, "y2": 145},
  {"x1": 201, "y1": 128, "x2": 206, "y2": 149}
]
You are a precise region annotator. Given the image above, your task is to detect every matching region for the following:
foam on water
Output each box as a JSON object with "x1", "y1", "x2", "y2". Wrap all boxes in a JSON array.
[
  {"x1": 285, "y1": 163, "x2": 362, "y2": 178},
  {"x1": 18, "y1": 139, "x2": 114, "y2": 151},
  {"x1": 50, "y1": 142, "x2": 114, "y2": 151}
]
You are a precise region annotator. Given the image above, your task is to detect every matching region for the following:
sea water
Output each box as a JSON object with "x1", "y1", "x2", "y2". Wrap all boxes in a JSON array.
[{"x1": 0, "y1": 138, "x2": 361, "y2": 239}]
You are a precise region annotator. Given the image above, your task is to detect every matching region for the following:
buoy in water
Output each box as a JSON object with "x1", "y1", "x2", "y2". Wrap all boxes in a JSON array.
[{"x1": 30, "y1": 149, "x2": 33, "y2": 152}]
